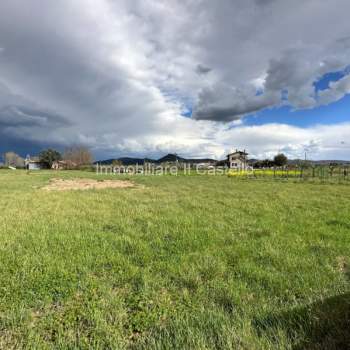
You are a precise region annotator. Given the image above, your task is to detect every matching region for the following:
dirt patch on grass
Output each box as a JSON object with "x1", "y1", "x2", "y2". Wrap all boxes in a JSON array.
[
  {"x1": 43, "y1": 178, "x2": 135, "y2": 191},
  {"x1": 337, "y1": 256, "x2": 350, "y2": 279}
]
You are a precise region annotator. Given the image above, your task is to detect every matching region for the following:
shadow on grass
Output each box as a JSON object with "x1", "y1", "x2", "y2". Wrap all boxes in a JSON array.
[
  {"x1": 253, "y1": 293, "x2": 350, "y2": 349},
  {"x1": 326, "y1": 219, "x2": 350, "y2": 230}
]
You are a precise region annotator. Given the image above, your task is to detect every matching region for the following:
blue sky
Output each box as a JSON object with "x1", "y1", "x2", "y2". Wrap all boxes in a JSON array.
[
  {"x1": 185, "y1": 92, "x2": 350, "y2": 129},
  {"x1": 243, "y1": 70, "x2": 350, "y2": 128},
  {"x1": 244, "y1": 94, "x2": 350, "y2": 127}
]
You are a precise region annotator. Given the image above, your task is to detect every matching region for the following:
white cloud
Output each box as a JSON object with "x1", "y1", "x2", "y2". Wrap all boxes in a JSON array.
[
  {"x1": 82, "y1": 120, "x2": 350, "y2": 161},
  {"x1": 215, "y1": 122, "x2": 350, "y2": 160},
  {"x1": 318, "y1": 74, "x2": 350, "y2": 106}
]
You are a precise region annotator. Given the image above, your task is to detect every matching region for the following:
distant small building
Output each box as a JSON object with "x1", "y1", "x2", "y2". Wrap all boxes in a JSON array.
[
  {"x1": 25, "y1": 155, "x2": 43, "y2": 170},
  {"x1": 52, "y1": 160, "x2": 77, "y2": 170},
  {"x1": 227, "y1": 150, "x2": 249, "y2": 170}
]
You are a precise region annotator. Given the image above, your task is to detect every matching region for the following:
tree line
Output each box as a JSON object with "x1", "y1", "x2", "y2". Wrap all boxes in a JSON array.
[
  {"x1": 252, "y1": 153, "x2": 288, "y2": 168},
  {"x1": 2, "y1": 146, "x2": 93, "y2": 169}
]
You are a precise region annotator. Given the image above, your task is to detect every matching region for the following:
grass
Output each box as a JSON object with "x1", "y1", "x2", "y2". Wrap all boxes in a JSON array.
[
  {"x1": 226, "y1": 167, "x2": 350, "y2": 182},
  {"x1": 0, "y1": 170, "x2": 349, "y2": 349},
  {"x1": 227, "y1": 169, "x2": 302, "y2": 178}
]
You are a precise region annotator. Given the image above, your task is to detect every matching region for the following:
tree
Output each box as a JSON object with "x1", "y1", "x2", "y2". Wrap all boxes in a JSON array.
[
  {"x1": 254, "y1": 159, "x2": 275, "y2": 168},
  {"x1": 4, "y1": 152, "x2": 25, "y2": 168},
  {"x1": 39, "y1": 149, "x2": 62, "y2": 168},
  {"x1": 63, "y1": 146, "x2": 93, "y2": 166},
  {"x1": 274, "y1": 153, "x2": 288, "y2": 167}
]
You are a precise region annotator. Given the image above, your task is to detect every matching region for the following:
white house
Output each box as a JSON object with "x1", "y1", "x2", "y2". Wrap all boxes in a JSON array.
[
  {"x1": 25, "y1": 155, "x2": 43, "y2": 170},
  {"x1": 227, "y1": 150, "x2": 248, "y2": 170}
]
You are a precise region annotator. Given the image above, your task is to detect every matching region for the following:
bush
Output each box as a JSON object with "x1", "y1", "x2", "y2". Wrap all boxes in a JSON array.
[{"x1": 75, "y1": 164, "x2": 96, "y2": 172}]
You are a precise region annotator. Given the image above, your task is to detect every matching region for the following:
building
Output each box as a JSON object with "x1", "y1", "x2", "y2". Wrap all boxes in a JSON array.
[
  {"x1": 25, "y1": 155, "x2": 43, "y2": 170},
  {"x1": 52, "y1": 160, "x2": 77, "y2": 170},
  {"x1": 227, "y1": 150, "x2": 249, "y2": 170}
]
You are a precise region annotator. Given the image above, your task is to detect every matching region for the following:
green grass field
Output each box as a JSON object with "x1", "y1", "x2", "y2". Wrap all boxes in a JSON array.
[{"x1": 0, "y1": 170, "x2": 349, "y2": 349}]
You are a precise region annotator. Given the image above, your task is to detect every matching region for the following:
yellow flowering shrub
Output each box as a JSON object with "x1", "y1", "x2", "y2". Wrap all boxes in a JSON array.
[{"x1": 227, "y1": 169, "x2": 302, "y2": 177}]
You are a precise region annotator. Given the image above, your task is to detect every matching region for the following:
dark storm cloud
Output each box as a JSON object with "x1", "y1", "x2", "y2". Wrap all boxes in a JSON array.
[
  {"x1": 194, "y1": 104, "x2": 266, "y2": 122},
  {"x1": 0, "y1": 0, "x2": 134, "y2": 134},
  {"x1": 0, "y1": 105, "x2": 71, "y2": 128},
  {"x1": 254, "y1": 0, "x2": 276, "y2": 5},
  {"x1": 193, "y1": 83, "x2": 280, "y2": 121},
  {"x1": 0, "y1": 132, "x2": 61, "y2": 158},
  {"x1": 196, "y1": 64, "x2": 212, "y2": 75}
]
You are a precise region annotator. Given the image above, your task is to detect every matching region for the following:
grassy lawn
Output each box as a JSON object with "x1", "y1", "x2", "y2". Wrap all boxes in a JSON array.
[{"x1": 0, "y1": 170, "x2": 349, "y2": 349}]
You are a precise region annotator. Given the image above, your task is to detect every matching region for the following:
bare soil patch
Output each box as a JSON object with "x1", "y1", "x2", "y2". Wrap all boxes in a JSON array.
[{"x1": 43, "y1": 178, "x2": 135, "y2": 191}]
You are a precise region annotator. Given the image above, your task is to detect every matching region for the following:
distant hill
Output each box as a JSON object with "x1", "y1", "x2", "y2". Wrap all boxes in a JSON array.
[
  {"x1": 96, "y1": 159, "x2": 115, "y2": 165},
  {"x1": 156, "y1": 154, "x2": 217, "y2": 164},
  {"x1": 157, "y1": 154, "x2": 186, "y2": 163},
  {"x1": 95, "y1": 153, "x2": 217, "y2": 165},
  {"x1": 95, "y1": 154, "x2": 350, "y2": 166},
  {"x1": 96, "y1": 157, "x2": 156, "y2": 165},
  {"x1": 248, "y1": 158, "x2": 350, "y2": 166},
  {"x1": 288, "y1": 159, "x2": 350, "y2": 165}
]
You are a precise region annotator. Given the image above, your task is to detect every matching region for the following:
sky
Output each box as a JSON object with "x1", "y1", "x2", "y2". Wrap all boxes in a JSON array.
[{"x1": 0, "y1": 0, "x2": 350, "y2": 161}]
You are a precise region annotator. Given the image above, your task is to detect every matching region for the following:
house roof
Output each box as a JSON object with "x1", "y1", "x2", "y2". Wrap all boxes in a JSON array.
[
  {"x1": 227, "y1": 150, "x2": 248, "y2": 156},
  {"x1": 26, "y1": 156, "x2": 40, "y2": 163}
]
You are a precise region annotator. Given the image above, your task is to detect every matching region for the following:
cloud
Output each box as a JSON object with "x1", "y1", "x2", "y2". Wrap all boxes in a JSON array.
[
  {"x1": 189, "y1": 0, "x2": 350, "y2": 121},
  {"x1": 193, "y1": 43, "x2": 350, "y2": 121},
  {"x1": 0, "y1": 0, "x2": 349, "y2": 159},
  {"x1": 92, "y1": 121, "x2": 350, "y2": 161},
  {"x1": 0, "y1": 80, "x2": 72, "y2": 149},
  {"x1": 0, "y1": 106, "x2": 71, "y2": 128},
  {"x1": 214, "y1": 122, "x2": 350, "y2": 160},
  {"x1": 196, "y1": 64, "x2": 212, "y2": 75},
  {"x1": 254, "y1": 0, "x2": 276, "y2": 5},
  {"x1": 192, "y1": 83, "x2": 280, "y2": 121},
  {"x1": 318, "y1": 74, "x2": 350, "y2": 106}
]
